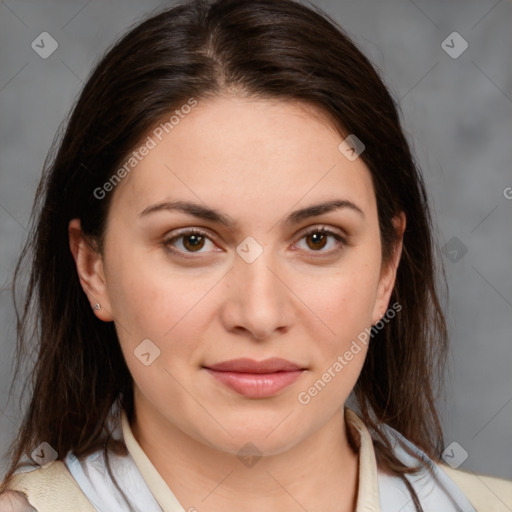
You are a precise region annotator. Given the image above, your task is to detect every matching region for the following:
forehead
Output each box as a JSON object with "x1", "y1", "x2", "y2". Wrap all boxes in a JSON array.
[{"x1": 109, "y1": 96, "x2": 376, "y2": 222}]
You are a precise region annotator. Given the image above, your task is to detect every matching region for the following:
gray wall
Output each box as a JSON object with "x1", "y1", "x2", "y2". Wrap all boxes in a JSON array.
[{"x1": 1, "y1": 0, "x2": 511, "y2": 483}]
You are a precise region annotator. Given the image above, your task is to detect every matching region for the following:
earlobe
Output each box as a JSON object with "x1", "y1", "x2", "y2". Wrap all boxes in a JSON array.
[{"x1": 68, "y1": 218, "x2": 113, "y2": 322}]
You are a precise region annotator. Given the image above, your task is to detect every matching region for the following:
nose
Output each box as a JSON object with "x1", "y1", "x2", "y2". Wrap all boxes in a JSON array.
[{"x1": 220, "y1": 247, "x2": 292, "y2": 341}]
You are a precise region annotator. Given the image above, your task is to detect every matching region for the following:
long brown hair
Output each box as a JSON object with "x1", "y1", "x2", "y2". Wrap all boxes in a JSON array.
[{"x1": 1, "y1": 0, "x2": 448, "y2": 509}]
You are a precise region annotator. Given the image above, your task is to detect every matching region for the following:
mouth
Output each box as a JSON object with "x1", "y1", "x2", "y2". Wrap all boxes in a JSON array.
[{"x1": 203, "y1": 358, "x2": 306, "y2": 398}]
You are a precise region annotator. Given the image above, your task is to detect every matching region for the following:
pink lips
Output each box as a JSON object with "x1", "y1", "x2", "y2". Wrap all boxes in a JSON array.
[{"x1": 204, "y1": 358, "x2": 305, "y2": 398}]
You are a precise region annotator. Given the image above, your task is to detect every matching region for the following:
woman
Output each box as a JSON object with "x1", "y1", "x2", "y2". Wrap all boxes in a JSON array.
[{"x1": 1, "y1": 0, "x2": 510, "y2": 510}]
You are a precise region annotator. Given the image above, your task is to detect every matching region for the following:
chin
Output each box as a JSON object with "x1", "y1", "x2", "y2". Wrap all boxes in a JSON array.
[{"x1": 194, "y1": 414, "x2": 309, "y2": 458}]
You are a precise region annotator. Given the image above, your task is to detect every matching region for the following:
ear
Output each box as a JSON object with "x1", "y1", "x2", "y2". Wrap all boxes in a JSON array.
[
  {"x1": 371, "y1": 212, "x2": 406, "y2": 325},
  {"x1": 68, "y1": 218, "x2": 113, "y2": 322}
]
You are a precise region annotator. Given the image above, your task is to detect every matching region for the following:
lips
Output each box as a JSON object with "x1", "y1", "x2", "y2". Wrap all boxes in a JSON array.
[
  {"x1": 204, "y1": 358, "x2": 306, "y2": 398},
  {"x1": 206, "y1": 357, "x2": 303, "y2": 373}
]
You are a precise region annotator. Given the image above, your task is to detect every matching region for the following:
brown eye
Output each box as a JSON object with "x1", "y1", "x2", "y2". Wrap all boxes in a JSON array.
[
  {"x1": 305, "y1": 231, "x2": 329, "y2": 250},
  {"x1": 296, "y1": 227, "x2": 346, "y2": 254},
  {"x1": 164, "y1": 228, "x2": 216, "y2": 256},
  {"x1": 182, "y1": 233, "x2": 206, "y2": 252}
]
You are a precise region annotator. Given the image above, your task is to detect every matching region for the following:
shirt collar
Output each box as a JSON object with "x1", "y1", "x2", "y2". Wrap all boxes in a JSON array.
[{"x1": 121, "y1": 407, "x2": 381, "y2": 512}]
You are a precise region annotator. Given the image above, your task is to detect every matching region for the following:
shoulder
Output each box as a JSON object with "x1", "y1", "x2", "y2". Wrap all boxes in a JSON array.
[
  {"x1": 2, "y1": 461, "x2": 96, "y2": 512},
  {"x1": 440, "y1": 464, "x2": 512, "y2": 512},
  {"x1": 371, "y1": 419, "x2": 512, "y2": 511},
  {"x1": 0, "y1": 490, "x2": 37, "y2": 511}
]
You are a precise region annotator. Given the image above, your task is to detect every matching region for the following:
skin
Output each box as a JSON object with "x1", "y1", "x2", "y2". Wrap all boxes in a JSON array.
[
  {"x1": 0, "y1": 491, "x2": 38, "y2": 511},
  {"x1": 69, "y1": 95, "x2": 405, "y2": 512}
]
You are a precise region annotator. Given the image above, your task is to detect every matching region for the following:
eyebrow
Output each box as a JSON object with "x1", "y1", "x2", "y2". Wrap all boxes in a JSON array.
[{"x1": 139, "y1": 198, "x2": 364, "y2": 227}]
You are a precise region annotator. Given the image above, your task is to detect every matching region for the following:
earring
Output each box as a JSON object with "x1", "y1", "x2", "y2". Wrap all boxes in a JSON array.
[{"x1": 94, "y1": 303, "x2": 101, "y2": 311}]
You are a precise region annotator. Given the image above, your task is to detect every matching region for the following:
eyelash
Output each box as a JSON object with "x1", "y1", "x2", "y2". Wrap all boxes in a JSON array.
[{"x1": 163, "y1": 226, "x2": 347, "y2": 259}]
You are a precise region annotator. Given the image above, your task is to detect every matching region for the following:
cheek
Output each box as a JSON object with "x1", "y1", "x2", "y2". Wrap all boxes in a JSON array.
[
  {"x1": 104, "y1": 245, "x2": 221, "y2": 380},
  {"x1": 293, "y1": 262, "x2": 378, "y2": 409},
  {"x1": 296, "y1": 254, "x2": 381, "y2": 346},
  {"x1": 108, "y1": 259, "x2": 209, "y2": 404},
  {"x1": 104, "y1": 240, "x2": 205, "y2": 335}
]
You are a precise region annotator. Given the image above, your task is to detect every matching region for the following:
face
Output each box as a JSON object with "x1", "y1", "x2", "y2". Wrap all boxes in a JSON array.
[{"x1": 70, "y1": 95, "x2": 403, "y2": 456}]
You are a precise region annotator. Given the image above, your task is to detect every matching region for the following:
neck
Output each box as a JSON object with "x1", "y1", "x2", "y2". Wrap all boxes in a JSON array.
[{"x1": 130, "y1": 395, "x2": 359, "y2": 512}]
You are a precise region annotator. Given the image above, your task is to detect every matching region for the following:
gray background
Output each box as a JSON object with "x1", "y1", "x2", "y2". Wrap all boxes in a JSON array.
[{"x1": 1, "y1": 0, "x2": 511, "y2": 483}]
